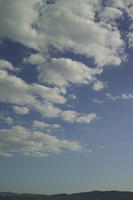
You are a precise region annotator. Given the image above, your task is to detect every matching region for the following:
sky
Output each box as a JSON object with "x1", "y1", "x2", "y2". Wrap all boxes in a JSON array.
[{"x1": 0, "y1": 0, "x2": 133, "y2": 195}]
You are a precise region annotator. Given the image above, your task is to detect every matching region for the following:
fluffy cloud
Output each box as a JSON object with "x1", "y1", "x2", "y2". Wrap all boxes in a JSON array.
[
  {"x1": 37, "y1": 0, "x2": 124, "y2": 66},
  {"x1": 0, "y1": 115, "x2": 13, "y2": 124},
  {"x1": 23, "y1": 53, "x2": 45, "y2": 65},
  {"x1": 38, "y1": 57, "x2": 101, "y2": 87},
  {"x1": 92, "y1": 80, "x2": 106, "y2": 91},
  {"x1": 0, "y1": 69, "x2": 66, "y2": 106},
  {"x1": 93, "y1": 99, "x2": 104, "y2": 104},
  {"x1": 98, "y1": 7, "x2": 123, "y2": 23},
  {"x1": 106, "y1": 93, "x2": 133, "y2": 101},
  {"x1": 33, "y1": 120, "x2": 60, "y2": 129},
  {"x1": 13, "y1": 106, "x2": 30, "y2": 115},
  {"x1": 0, "y1": 69, "x2": 97, "y2": 123},
  {"x1": 0, "y1": 59, "x2": 15, "y2": 71},
  {"x1": 0, "y1": 0, "x2": 131, "y2": 66},
  {"x1": 0, "y1": 0, "x2": 42, "y2": 49},
  {"x1": 24, "y1": 55, "x2": 103, "y2": 90},
  {"x1": 60, "y1": 111, "x2": 97, "y2": 123},
  {"x1": 0, "y1": 125, "x2": 82, "y2": 157}
]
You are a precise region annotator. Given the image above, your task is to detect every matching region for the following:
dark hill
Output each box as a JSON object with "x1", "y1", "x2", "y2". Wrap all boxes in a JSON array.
[{"x1": 1, "y1": 191, "x2": 133, "y2": 200}]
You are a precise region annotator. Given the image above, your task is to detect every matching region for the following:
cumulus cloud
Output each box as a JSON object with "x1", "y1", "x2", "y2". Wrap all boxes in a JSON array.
[
  {"x1": 0, "y1": 0, "x2": 132, "y2": 158},
  {"x1": 106, "y1": 93, "x2": 133, "y2": 101},
  {"x1": 13, "y1": 106, "x2": 30, "y2": 115},
  {"x1": 23, "y1": 53, "x2": 45, "y2": 65},
  {"x1": 33, "y1": 101, "x2": 98, "y2": 123},
  {"x1": 0, "y1": 69, "x2": 66, "y2": 106},
  {"x1": 0, "y1": 0, "x2": 131, "y2": 65},
  {"x1": 37, "y1": 0, "x2": 125, "y2": 66},
  {"x1": 0, "y1": 125, "x2": 82, "y2": 157},
  {"x1": 33, "y1": 120, "x2": 60, "y2": 129},
  {"x1": 0, "y1": 69, "x2": 97, "y2": 123},
  {"x1": 0, "y1": 0, "x2": 42, "y2": 49},
  {"x1": 98, "y1": 7, "x2": 123, "y2": 23},
  {"x1": 37, "y1": 57, "x2": 102, "y2": 87},
  {"x1": 24, "y1": 55, "x2": 103, "y2": 90},
  {"x1": 60, "y1": 111, "x2": 97, "y2": 123},
  {"x1": 93, "y1": 99, "x2": 104, "y2": 104},
  {"x1": 0, "y1": 59, "x2": 15, "y2": 71},
  {"x1": 0, "y1": 115, "x2": 13, "y2": 124},
  {"x1": 92, "y1": 80, "x2": 106, "y2": 91}
]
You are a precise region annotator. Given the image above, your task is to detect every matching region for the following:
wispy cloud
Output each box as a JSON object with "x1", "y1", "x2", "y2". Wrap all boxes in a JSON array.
[{"x1": 106, "y1": 93, "x2": 133, "y2": 101}]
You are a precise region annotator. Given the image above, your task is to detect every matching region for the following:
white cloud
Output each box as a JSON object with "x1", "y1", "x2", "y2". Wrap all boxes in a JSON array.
[
  {"x1": 0, "y1": 59, "x2": 15, "y2": 71},
  {"x1": 98, "y1": 7, "x2": 123, "y2": 23},
  {"x1": 38, "y1": 57, "x2": 101, "y2": 87},
  {"x1": 33, "y1": 120, "x2": 60, "y2": 129},
  {"x1": 0, "y1": 115, "x2": 13, "y2": 124},
  {"x1": 37, "y1": 0, "x2": 125, "y2": 66},
  {"x1": 60, "y1": 111, "x2": 97, "y2": 123},
  {"x1": 33, "y1": 101, "x2": 98, "y2": 124},
  {"x1": 0, "y1": 125, "x2": 82, "y2": 157},
  {"x1": 0, "y1": 69, "x2": 66, "y2": 106},
  {"x1": 92, "y1": 80, "x2": 106, "y2": 91},
  {"x1": 106, "y1": 93, "x2": 133, "y2": 101},
  {"x1": 0, "y1": 0, "x2": 42, "y2": 49},
  {"x1": 0, "y1": 69, "x2": 97, "y2": 123},
  {"x1": 93, "y1": 99, "x2": 104, "y2": 104},
  {"x1": 13, "y1": 106, "x2": 30, "y2": 115},
  {"x1": 0, "y1": 0, "x2": 129, "y2": 67},
  {"x1": 0, "y1": 152, "x2": 12, "y2": 157},
  {"x1": 23, "y1": 53, "x2": 45, "y2": 65},
  {"x1": 69, "y1": 94, "x2": 77, "y2": 100},
  {"x1": 32, "y1": 83, "x2": 67, "y2": 104}
]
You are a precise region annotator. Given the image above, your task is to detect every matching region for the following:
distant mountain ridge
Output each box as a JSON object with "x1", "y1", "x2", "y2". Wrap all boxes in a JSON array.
[{"x1": 1, "y1": 191, "x2": 133, "y2": 200}]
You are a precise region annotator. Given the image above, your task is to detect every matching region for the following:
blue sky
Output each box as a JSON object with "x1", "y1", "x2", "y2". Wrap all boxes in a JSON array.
[{"x1": 0, "y1": 0, "x2": 133, "y2": 194}]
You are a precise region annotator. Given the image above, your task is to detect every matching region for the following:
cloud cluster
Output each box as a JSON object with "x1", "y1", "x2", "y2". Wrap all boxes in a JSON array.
[
  {"x1": 0, "y1": 59, "x2": 15, "y2": 71},
  {"x1": 37, "y1": 0, "x2": 125, "y2": 66},
  {"x1": 25, "y1": 55, "x2": 103, "y2": 88},
  {"x1": 0, "y1": 0, "x2": 132, "y2": 157},
  {"x1": 33, "y1": 120, "x2": 60, "y2": 129},
  {"x1": 13, "y1": 106, "x2": 30, "y2": 115},
  {"x1": 106, "y1": 93, "x2": 133, "y2": 101},
  {"x1": 0, "y1": 114, "x2": 13, "y2": 124},
  {"x1": 0, "y1": 68, "x2": 97, "y2": 123},
  {"x1": 93, "y1": 99, "x2": 104, "y2": 104},
  {"x1": 0, "y1": 125, "x2": 82, "y2": 157},
  {"x1": 0, "y1": 0, "x2": 42, "y2": 49}
]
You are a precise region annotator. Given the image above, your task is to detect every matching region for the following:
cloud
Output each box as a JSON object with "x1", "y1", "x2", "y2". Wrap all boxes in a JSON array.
[
  {"x1": 37, "y1": 0, "x2": 125, "y2": 66},
  {"x1": 23, "y1": 53, "x2": 45, "y2": 65},
  {"x1": 0, "y1": 0, "x2": 42, "y2": 49},
  {"x1": 98, "y1": 7, "x2": 123, "y2": 23},
  {"x1": 0, "y1": 152, "x2": 12, "y2": 157},
  {"x1": 0, "y1": 59, "x2": 15, "y2": 71},
  {"x1": 0, "y1": 69, "x2": 97, "y2": 123},
  {"x1": 33, "y1": 101, "x2": 98, "y2": 123},
  {"x1": 0, "y1": 115, "x2": 13, "y2": 124},
  {"x1": 13, "y1": 106, "x2": 30, "y2": 115},
  {"x1": 33, "y1": 120, "x2": 60, "y2": 129},
  {"x1": 60, "y1": 111, "x2": 97, "y2": 123},
  {"x1": 0, "y1": 69, "x2": 66, "y2": 106},
  {"x1": 37, "y1": 57, "x2": 102, "y2": 87},
  {"x1": 0, "y1": 0, "x2": 127, "y2": 67},
  {"x1": 92, "y1": 80, "x2": 106, "y2": 91},
  {"x1": 93, "y1": 99, "x2": 104, "y2": 104},
  {"x1": 106, "y1": 93, "x2": 133, "y2": 101},
  {"x1": 68, "y1": 94, "x2": 77, "y2": 100},
  {"x1": 24, "y1": 55, "x2": 104, "y2": 92},
  {"x1": 0, "y1": 125, "x2": 82, "y2": 157}
]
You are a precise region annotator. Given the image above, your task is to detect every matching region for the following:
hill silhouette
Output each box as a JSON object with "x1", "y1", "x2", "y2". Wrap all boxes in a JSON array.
[{"x1": 1, "y1": 191, "x2": 133, "y2": 200}]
